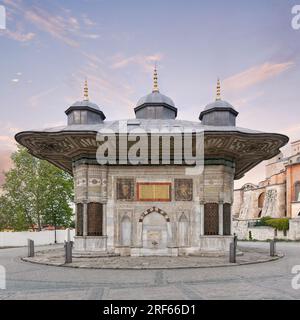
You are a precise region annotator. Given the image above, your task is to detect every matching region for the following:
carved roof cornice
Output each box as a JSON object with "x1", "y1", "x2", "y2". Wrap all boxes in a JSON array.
[{"x1": 15, "y1": 129, "x2": 288, "y2": 180}]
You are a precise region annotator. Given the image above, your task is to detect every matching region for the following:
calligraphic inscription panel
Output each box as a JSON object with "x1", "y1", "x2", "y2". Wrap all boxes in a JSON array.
[{"x1": 137, "y1": 183, "x2": 171, "y2": 201}]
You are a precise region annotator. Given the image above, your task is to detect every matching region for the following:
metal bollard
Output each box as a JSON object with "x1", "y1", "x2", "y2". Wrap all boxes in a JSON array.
[
  {"x1": 66, "y1": 228, "x2": 71, "y2": 242},
  {"x1": 27, "y1": 239, "x2": 34, "y2": 257},
  {"x1": 64, "y1": 241, "x2": 73, "y2": 264},
  {"x1": 234, "y1": 235, "x2": 238, "y2": 248},
  {"x1": 270, "y1": 240, "x2": 276, "y2": 257},
  {"x1": 229, "y1": 242, "x2": 236, "y2": 263}
]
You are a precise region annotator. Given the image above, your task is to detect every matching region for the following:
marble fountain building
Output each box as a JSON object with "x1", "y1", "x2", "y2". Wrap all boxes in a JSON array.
[{"x1": 15, "y1": 72, "x2": 288, "y2": 257}]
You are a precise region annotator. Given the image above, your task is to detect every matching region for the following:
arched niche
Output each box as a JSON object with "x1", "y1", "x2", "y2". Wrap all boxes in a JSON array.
[
  {"x1": 142, "y1": 212, "x2": 168, "y2": 249},
  {"x1": 120, "y1": 215, "x2": 131, "y2": 246},
  {"x1": 178, "y1": 213, "x2": 189, "y2": 247},
  {"x1": 258, "y1": 192, "x2": 266, "y2": 209}
]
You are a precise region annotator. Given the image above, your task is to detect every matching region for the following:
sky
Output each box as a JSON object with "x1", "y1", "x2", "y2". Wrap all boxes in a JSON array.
[{"x1": 0, "y1": 0, "x2": 300, "y2": 187}]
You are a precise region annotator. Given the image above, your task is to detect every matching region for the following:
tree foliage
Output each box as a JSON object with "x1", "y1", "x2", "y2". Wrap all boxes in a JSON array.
[
  {"x1": 0, "y1": 146, "x2": 74, "y2": 231},
  {"x1": 256, "y1": 216, "x2": 289, "y2": 231}
]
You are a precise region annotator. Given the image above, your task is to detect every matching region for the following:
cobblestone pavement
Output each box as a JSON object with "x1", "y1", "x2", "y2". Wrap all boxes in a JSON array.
[{"x1": 0, "y1": 242, "x2": 299, "y2": 300}]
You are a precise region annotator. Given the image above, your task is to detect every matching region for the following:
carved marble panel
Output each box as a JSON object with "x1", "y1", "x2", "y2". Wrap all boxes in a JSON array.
[
  {"x1": 117, "y1": 178, "x2": 134, "y2": 201},
  {"x1": 175, "y1": 179, "x2": 193, "y2": 201}
]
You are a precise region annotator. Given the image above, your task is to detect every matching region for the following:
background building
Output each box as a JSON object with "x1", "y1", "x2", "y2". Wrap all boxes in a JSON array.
[{"x1": 234, "y1": 140, "x2": 300, "y2": 220}]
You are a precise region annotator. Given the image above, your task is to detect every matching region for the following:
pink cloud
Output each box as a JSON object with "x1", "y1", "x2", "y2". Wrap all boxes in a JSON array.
[
  {"x1": 111, "y1": 53, "x2": 164, "y2": 72},
  {"x1": 3, "y1": 0, "x2": 101, "y2": 46},
  {"x1": 4, "y1": 29, "x2": 35, "y2": 42},
  {"x1": 223, "y1": 61, "x2": 294, "y2": 92}
]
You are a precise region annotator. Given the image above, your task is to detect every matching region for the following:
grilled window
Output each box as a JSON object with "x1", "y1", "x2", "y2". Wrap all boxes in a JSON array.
[
  {"x1": 223, "y1": 203, "x2": 231, "y2": 236},
  {"x1": 204, "y1": 203, "x2": 219, "y2": 235},
  {"x1": 76, "y1": 203, "x2": 83, "y2": 236},
  {"x1": 87, "y1": 203, "x2": 103, "y2": 236}
]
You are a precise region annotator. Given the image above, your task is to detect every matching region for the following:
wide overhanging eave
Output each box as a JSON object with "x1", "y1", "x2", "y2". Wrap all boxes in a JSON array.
[{"x1": 15, "y1": 129, "x2": 289, "y2": 179}]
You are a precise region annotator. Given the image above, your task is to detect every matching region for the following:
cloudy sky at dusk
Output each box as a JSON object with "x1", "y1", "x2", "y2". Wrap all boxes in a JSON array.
[{"x1": 0, "y1": 0, "x2": 300, "y2": 187}]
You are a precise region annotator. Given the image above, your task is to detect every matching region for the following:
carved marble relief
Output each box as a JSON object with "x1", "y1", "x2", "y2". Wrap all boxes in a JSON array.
[
  {"x1": 175, "y1": 179, "x2": 193, "y2": 201},
  {"x1": 263, "y1": 189, "x2": 277, "y2": 217},
  {"x1": 117, "y1": 178, "x2": 134, "y2": 201}
]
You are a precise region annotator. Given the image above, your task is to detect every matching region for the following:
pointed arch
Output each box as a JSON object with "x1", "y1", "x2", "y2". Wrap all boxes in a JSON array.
[
  {"x1": 258, "y1": 192, "x2": 265, "y2": 209},
  {"x1": 179, "y1": 212, "x2": 188, "y2": 222},
  {"x1": 139, "y1": 206, "x2": 170, "y2": 222}
]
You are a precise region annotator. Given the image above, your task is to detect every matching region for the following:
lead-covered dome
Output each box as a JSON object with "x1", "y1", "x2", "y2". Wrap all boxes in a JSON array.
[
  {"x1": 199, "y1": 79, "x2": 238, "y2": 126},
  {"x1": 136, "y1": 91, "x2": 175, "y2": 108},
  {"x1": 203, "y1": 99, "x2": 236, "y2": 112},
  {"x1": 134, "y1": 68, "x2": 177, "y2": 119},
  {"x1": 65, "y1": 80, "x2": 106, "y2": 125}
]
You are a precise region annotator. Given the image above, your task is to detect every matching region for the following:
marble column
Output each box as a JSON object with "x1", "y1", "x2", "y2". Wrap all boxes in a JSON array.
[
  {"x1": 102, "y1": 203, "x2": 107, "y2": 236},
  {"x1": 194, "y1": 205, "x2": 201, "y2": 243},
  {"x1": 106, "y1": 200, "x2": 114, "y2": 250},
  {"x1": 218, "y1": 201, "x2": 223, "y2": 236},
  {"x1": 74, "y1": 203, "x2": 78, "y2": 236},
  {"x1": 200, "y1": 201, "x2": 205, "y2": 236}
]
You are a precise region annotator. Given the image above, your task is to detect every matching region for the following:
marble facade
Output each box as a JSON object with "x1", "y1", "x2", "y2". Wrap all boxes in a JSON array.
[{"x1": 73, "y1": 163, "x2": 235, "y2": 256}]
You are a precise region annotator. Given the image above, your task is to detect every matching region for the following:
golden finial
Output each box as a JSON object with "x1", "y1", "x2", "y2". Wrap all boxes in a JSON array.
[
  {"x1": 216, "y1": 78, "x2": 221, "y2": 101},
  {"x1": 152, "y1": 63, "x2": 159, "y2": 93},
  {"x1": 83, "y1": 79, "x2": 89, "y2": 101}
]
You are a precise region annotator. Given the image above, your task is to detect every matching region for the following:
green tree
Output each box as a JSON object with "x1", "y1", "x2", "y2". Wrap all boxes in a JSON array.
[{"x1": 0, "y1": 146, "x2": 74, "y2": 231}]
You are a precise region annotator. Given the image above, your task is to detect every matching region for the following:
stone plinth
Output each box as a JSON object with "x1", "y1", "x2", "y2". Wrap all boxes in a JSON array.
[
  {"x1": 73, "y1": 236, "x2": 109, "y2": 257},
  {"x1": 130, "y1": 247, "x2": 179, "y2": 257},
  {"x1": 199, "y1": 236, "x2": 233, "y2": 253}
]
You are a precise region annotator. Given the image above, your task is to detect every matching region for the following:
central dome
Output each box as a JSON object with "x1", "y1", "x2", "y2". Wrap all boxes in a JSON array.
[
  {"x1": 136, "y1": 91, "x2": 175, "y2": 108},
  {"x1": 134, "y1": 68, "x2": 177, "y2": 119}
]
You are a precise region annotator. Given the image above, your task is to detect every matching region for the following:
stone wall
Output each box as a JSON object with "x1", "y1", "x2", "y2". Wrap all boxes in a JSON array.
[
  {"x1": 289, "y1": 218, "x2": 300, "y2": 240},
  {"x1": 0, "y1": 230, "x2": 75, "y2": 247},
  {"x1": 233, "y1": 218, "x2": 300, "y2": 241}
]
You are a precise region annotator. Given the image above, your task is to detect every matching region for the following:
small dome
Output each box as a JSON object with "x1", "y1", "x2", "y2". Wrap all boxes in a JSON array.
[
  {"x1": 203, "y1": 99, "x2": 236, "y2": 112},
  {"x1": 65, "y1": 80, "x2": 106, "y2": 125},
  {"x1": 199, "y1": 99, "x2": 238, "y2": 126},
  {"x1": 71, "y1": 100, "x2": 100, "y2": 111},
  {"x1": 136, "y1": 91, "x2": 175, "y2": 108},
  {"x1": 199, "y1": 80, "x2": 238, "y2": 126}
]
